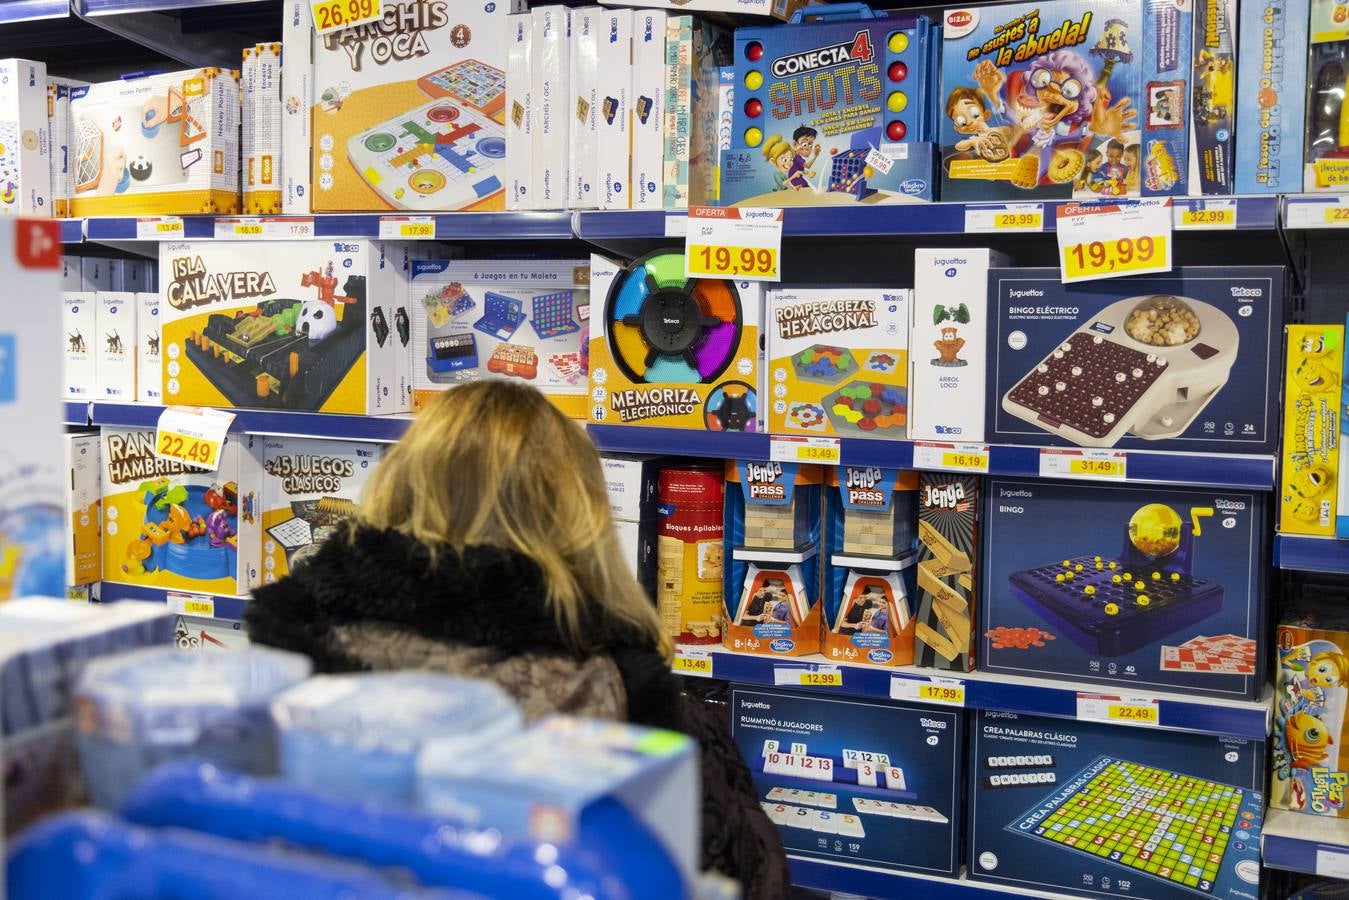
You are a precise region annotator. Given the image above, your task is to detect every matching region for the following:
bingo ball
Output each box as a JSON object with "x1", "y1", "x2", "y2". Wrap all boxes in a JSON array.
[
  {"x1": 745, "y1": 98, "x2": 763, "y2": 118},
  {"x1": 1128, "y1": 504, "x2": 1182, "y2": 558}
]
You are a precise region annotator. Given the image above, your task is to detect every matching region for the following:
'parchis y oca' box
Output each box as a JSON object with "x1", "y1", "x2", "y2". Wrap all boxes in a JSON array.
[
  {"x1": 589, "y1": 251, "x2": 761, "y2": 432},
  {"x1": 158, "y1": 240, "x2": 407, "y2": 414}
]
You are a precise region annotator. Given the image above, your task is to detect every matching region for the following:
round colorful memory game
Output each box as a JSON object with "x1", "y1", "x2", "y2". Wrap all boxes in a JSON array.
[
  {"x1": 604, "y1": 249, "x2": 742, "y2": 384},
  {"x1": 824, "y1": 381, "x2": 907, "y2": 435}
]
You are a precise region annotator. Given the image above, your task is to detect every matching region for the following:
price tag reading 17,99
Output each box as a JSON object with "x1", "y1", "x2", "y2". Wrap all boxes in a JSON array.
[
  {"x1": 311, "y1": 0, "x2": 380, "y2": 35},
  {"x1": 685, "y1": 206, "x2": 783, "y2": 282},
  {"x1": 154, "y1": 406, "x2": 236, "y2": 471},
  {"x1": 1056, "y1": 198, "x2": 1173, "y2": 284}
]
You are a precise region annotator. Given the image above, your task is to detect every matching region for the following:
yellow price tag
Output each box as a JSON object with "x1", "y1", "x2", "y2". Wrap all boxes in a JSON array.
[
  {"x1": 918, "y1": 683, "x2": 965, "y2": 705},
  {"x1": 673, "y1": 654, "x2": 712, "y2": 675},
  {"x1": 941, "y1": 451, "x2": 987, "y2": 471},
  {"x1": 770, "y1": 435, "x2": 841, "y2": 467},
  {"x1": 799, "y1": 670, "x2": 842, "y2": 687},
  {"x1": 234, "y1": 223, "x2": 263, "y2": 236},
  {"x1": 182, "y1": 599, "x2": 215, "y2": 616},
  {"x1": 156, "y1": 221, "x2": 180, "y2": 233},
  {"x1": 310, "y1": 0, "x2": 380, "y2": 33},
  {"x1": 994, "y1": 211, "x2": 1042, "y2": 230},
  {"x1": 1062, "y1": 234, "x2": 1168, "y2": 280},
  {"x1": 687, "y1": 243, "x2": 778, "y2": 279},
  {"x1": 1327, "y1": 206, "x2": 1349, "y2": 225},
  {"x1": 401, "y1": 222, "x2": 435, "y2": 238},
  {"x1": 1180, "y1": 208, "x2": 1234, "y2": 228},
  {"x1": 1068, "y1": 457, "x2": 1125, "y2": 478},
  {"x1": 1107, "y1": 702, "x2": 1159, "y2": 724},
  {"x1": 797, "y1": 443, "x2": 841, "y2": 464},
  {"x1": 156, "y1": 430, "x2": 221, "y2": 469}
]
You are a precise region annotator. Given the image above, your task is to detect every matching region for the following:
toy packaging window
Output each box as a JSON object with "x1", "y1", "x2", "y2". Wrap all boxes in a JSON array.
[
  {"x1": 409, "y1": 259, "x2": 591, "y2": 419},
  {"x1": 307, "y1": 1, "x2": 509, "y2": 212},
  {"x1": 767, "y1": 287, "x2": 910, "y2": 439},
  {"x1": 657, "y1": 464, "x2": 725, "y2": 645},
  {"x1": 987, "y1": 267, "x2": 1284, "y2": 454},
  {"x1": 979, "y1": 476, "x2": 1265, "y2": 700},
  {"x1": 1305, "y1": 0, "x2": 1349, "y2": 191},
  {"x1": 914, "y1": 472, "x2": 979, "y2": 671},
  {"x1": 588, "y1": 251, "x2": 761, "y2": 433},
  {"x1": 938, "y1": 2, "x2": 1145, "y2": 201},
  {"x1": 719, "y1": 7, "x2": 936, "y2": 207},
  {"x1": 158, "y1": 240, "x2": 406, "y2": 415},
  {"x1": 1281, "y1": 324, "x2": 1342, "y2": 536},
  {"x1": 967, "y1": 709, "x2": 1264, "y2": 899},
  {"x1": 69, "y1": 68, "x2": 239, "y2": 217}
]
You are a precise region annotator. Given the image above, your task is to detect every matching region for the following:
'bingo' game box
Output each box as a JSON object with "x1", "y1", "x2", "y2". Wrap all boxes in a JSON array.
[
  {"x1": 968, "y1": 709, "x2": 1264, "y2": 899},
  {"x1": 305, "y1": 1, "x2": 509, "y2": 212},
  {"x1": 767, "y1": 287, "x2": 909, "y2": 440},
  {"x1": 718, "y1": 6, "x2": 937, "y2": 207}
]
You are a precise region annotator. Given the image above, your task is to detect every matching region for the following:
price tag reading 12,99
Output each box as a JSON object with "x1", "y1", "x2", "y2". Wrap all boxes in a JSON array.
[
  {"x1": 311, "y1": 0, "x2": 380, "y2": 35},
  {"x1": 1056, "y1": 198, "x2": 1172, "y2": 284},
  {"x1": 685, "y1": 206, "x2": 783, "y2": 282}
]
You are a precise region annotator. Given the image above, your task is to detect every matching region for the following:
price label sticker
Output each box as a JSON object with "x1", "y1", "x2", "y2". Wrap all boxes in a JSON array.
[
  {"x1": 1317, "y1": 849, "x2": 1349, "y2": 880},
  {"x1": 311, "y1": 0, "x2": 381, "y2": 35},
  {"x1": 890, "y1": 674, "x2": 965, "y2": 707},
  {"x1": 167, "y1": 591, "x2": 215, "y2": 618},
  {"x1": 1039, "y1": 448, "x2": 1127, "y2": 481},
  {"x1": 965, "y1": 202, "x2": 1044, "y2": 233},
  {"x1": 1174, "y1": 199, "x2": 1236, "y2": 230},
  {"x1": 214, "y1": 217, "x2": 315, "y2": 240},
  {"x1": 1077, "y1": 692, "x2": 1159, "y2": 727},
  {"x1": 1285, "y1": 196, "x2": 1349, "y2": 229},
  {"x1": 378, "y1": 215, "x2": 436, "y2": 240},
  {"x1": 769, "y1": 435, "x2": 841, "y2": 466},
  {"x1": 775, "y1": 664, "x2": 842, "y2": 687},
  {"x1": 912, "y1": 442, "x2": 990, "y2": 474},
  {"x1": 154, "y1": 406, "x2": 236, "y2": 471},
  {"x1": 685, "y1": 205, "x2": 782, "y2": 281},
  {"x1": 135, "y1": 216, "x2": 184, "y2": 240},
  {"x1": 673, "y1": 646, "x2": 713, "y2": 677},
  {"x1": 864, "y1": 147, "x2": 895, "y2": 176},
  {"x1": 1056, "y1": 198, "x2": 1172, "y2": 283}
]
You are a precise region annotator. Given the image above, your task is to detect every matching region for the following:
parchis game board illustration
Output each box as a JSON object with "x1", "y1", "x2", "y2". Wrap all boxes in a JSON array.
[{"x1": 1008, "y1": 756, "x2": 1263, "y2": 896}]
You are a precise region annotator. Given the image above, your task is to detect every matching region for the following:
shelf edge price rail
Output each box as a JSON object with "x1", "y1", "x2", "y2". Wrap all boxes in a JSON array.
[{"x1": 685, "y1": 206, "x2": 783, "y2": 282}]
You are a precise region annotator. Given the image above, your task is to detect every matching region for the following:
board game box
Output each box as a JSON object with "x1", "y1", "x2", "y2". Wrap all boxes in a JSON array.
[
  {"x1": 914, "y1": 472, "x2": 980, "y2": 671},
  {"x1": 1303, "y1": 0, "x2": 1349, "y2": 191},
  {"x1": 1189, "y1": 0, "x2": 1236, "y2": 195},
  {"x1": 0, "y1": 59, "x2": 50, "y2": 217},
  {"x1": 732, "y1": 686, "x2": 962, "y2": 877},
  {"x1": 63, "y1": 433, "x2": 101, "y2": 588},
  {"x1": 1234, "y1": 0, "x2": 1306, "y2": 194},
  {"x1": 980, "y1": 477, "x2": 1266, "y2": 700},
  {"x1": 158, "y1": 240, "x2": 406, "y2": 415},
  {"x1": 305, "y1": 1, "x2": 509, "y2": 212},
  {"x1": 663, "y1": 16, "x2": 731, "y2": 209},
  {"x1": 987, "y1": 267, "x2": 1284, "y2": 454},
  {"x1": 1281, "y1": 324, "x2": 1342, "y2": 537},
  {"x1": 69, "y1": 68, "x2": 239, "y2": 217},
  {"x1": 718, "y1": 7, "x2": 937, "y2": 207},
  {"x1": 409, "y1": 259, "x2": 590, "y2": 419},
  {"x1": 968, "y1": 709, "x2": 1264, "y2": 899},
  {"x1": 766, "y1": 287, "x2": 910, "y2": 440}
]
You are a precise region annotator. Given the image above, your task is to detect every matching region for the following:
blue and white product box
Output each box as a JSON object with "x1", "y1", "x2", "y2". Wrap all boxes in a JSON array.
[
  {"x1": 569, "y1": 6, "x2": 600, "y2": 209},
  {"x1": 532, "y1": 6, "x2": 570, "y2": 210},
  {"x1": 136, "y1": 292, "x2": 160, "y2": 403},
  {"x1": 506, "y1": 12, "x2": 534, "y2": 211},
  {"x1": 987, "y1": 267, "x2": 1284, "y2": 454},
  {"x1": 96, "y1": 291, "x2": 136, "y2": 401},
  {"x1": 719, "y1": 7, "x2": 937, "y2": 207},
  {"x1": 967, "y1": 710, "x2": 1264, "y2": 900},
  {"x1": 1139, "y1": 0, "x2": 1193, "y2": 196},
  {"x1": 597, "y1": 8, "x2": 632, "y2": 209},
  {"x1": 980, "y1": 477, "x2": 1265, "y2": 701},
  {"x1": 1189, "y1": 0, "x2": 1237, "y2": 195},
  {"x1": 630, "y1": 9, "x2": 666, "y2": 210},
  {"x1": 1234, "y1": 0, "x2": 1308, "y2": 194},
  {"x1": 731, "y1": 686, "x2": 962, "y2": 877}
]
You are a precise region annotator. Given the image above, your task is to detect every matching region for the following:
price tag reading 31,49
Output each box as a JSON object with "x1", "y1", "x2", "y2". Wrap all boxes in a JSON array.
[
  {"x1": 685, "y1": 206, "x2": 782, "y2": 282},
  {"x1": 1056, "y1": 198, "x2": 1172, "y2": 284},
  {"x1": 154, "y1": 406, "x2": 236, "y2": 471}
]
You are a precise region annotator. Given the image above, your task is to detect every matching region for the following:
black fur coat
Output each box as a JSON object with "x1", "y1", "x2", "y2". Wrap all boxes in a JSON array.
[{"x1": 247, "y1": 524, "x2": 789, "y2": 899}]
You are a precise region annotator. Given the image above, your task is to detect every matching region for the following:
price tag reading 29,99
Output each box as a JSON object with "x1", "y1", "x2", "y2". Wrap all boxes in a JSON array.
[
  {"x1": 685, "y1": 206, "x2": 783, "y2": 282},
  {"x1": 311, "y1": 0, "x2": 381, "y2": 35},
  {"x1": 1056, "y1": 198, "x2": 1173, "y2": 284}
]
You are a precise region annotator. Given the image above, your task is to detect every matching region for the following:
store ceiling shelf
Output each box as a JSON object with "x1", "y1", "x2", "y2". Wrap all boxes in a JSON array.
[
  {"x1": 1262, "y1": 809, "x2": 1349, "y2": 876},
  {"x1": 679, "y1": 646, "x2": 1270, "y2": 739},
  {"x1": 588, "y1": 426, "x2": 1275, "y2": 490},
  {"x1": 1273, "y1": 534, "x2": 1349, "y2": 574},
  {"x1": 790, "y1": 858, "x2": 1086, "y2": 899},
  {"x1": 90, "y1": 402, "x2": 413, "y2": 442},
  {"x1": 76, "y1": 211, "x2": 576, "y2": 242},
  {"x1": 100, "y1": 582, "x2": 248, "y2": 622}
]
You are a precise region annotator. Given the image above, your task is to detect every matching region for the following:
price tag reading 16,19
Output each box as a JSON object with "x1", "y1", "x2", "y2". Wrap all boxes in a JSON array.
[
  {"x1": 685, "y1": 206, "x2": 783, "y2": 282},
  {"x1": 311, "y1": 0, "x2": 380, "y2": 35},
  {"x1": 1056, "y1": 198, "x2": 1173, "y2": 284}
]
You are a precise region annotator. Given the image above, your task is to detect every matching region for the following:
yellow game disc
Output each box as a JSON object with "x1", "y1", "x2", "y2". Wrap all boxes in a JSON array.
[
  {"x1": 1104, "y1": 603, "x2": 1119, "y2": 616},
  {"x1": 1062, "y1": 559, "x2": 1071, "y2": 567},
  {"x1": 1122, "y1": 573, "x2": 1132, "y2": 581},
  {"x1": 745, "y1": 70, "x2": 763, "y2": 90},
  {"x1": 1134, "y1": 581, "x2": 1145, "y2": 591},
  {"x1": 1084, "y1": 585, "x2": 1096, "y2": 596},
  {"x1": 1056, "y1": 574, "x2": 1065, "y2": 583},
  {"x1": 1112, "y1": 575, "x2": 1122, "y2": 584},
  {"x1": 888, "y1": 32, "x2": 908, "y2": 53},
  {"x1": 1075, "y1": 564, "x2": 1083, "y2": 572},
  {"x1": 1137, "y1": 595, "x2": 1151, "y2": 606},
  {"x1": 887, "y1": 91, "x2": 907, "y2": 113},
  {"x1": 1065, "y1": 571, "x2": 1074, "y2": 580},
  {"x1": 745, "y1": 127, "x2": 763, "y2": 148},
  {"x1": 1171, "y1": 572, "x2": 1181, "y2": 581},
  {"x1": 1108, "y1": 561, "x2": 1117, "y2": 570},
  {"x1": 1152, "y1": 571, "x2": 1161, "y2": 580}
]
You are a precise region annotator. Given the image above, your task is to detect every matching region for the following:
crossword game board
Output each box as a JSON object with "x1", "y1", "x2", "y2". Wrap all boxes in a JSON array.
[{"x1": 1008, "y1": 756, "x2": 1262, "y2": 895}]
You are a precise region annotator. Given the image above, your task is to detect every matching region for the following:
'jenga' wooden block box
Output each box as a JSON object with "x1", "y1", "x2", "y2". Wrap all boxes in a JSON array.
[{"x1": 914, "y1": 473, "x2": 979, "y2": 671}]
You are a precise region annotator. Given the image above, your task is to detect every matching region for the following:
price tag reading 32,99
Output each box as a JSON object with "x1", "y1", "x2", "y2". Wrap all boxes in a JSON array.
[
  {"x1": 311, "y1": 0, "x2": 381, "y2": 35},
  {"x1": 1056, "y1": 198, "x2": 1173, "y2": 284},
  {"x1": 685, "y1": 206, "x2": 782, "y2": 282},
  {"x1": 154, "y1": 406, "x2": 236, "y2": 471}
]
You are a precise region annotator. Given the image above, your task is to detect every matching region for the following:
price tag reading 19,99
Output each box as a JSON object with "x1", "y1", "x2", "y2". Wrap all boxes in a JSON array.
[
  {"x1": 311, "y1": 0, "x2": 381, "y2": 35},
  {"x1": 685, "y1": 206, "x2": 783, "y2": 282},
  {"x1": 154, "y1": 406, "x2": 236, "y2": 471},
  {"x1": 1056, "y1": 198, "x2": 1173, "y2": 284}
]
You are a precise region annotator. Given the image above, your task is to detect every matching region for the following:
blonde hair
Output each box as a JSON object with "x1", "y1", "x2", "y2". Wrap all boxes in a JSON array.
[{"x1": 359, "y1": 381, "x2": 671, "y2": 659}]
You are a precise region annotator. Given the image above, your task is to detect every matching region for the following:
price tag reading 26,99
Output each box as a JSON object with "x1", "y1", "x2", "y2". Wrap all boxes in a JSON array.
[
  {"x1": 685, "y1": 206, "x2": 783, "y2": 282},
  {"x1": 1056, "y1": 198, "x2": 1173, "y2": 284},
  {"x1": 154, "y1": 406, "x2": 236, "y2": 471},
  {"x1": 311, "y1": 0, "x2": 380, "y2": 35}
]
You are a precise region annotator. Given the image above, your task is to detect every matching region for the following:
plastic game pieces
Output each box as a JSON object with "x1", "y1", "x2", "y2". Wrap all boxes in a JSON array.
[
  {"x1": 984, "y1": 754, "x2": 1058, "y2": 789},
  {"x1": 528, "y1": 291, "x2": 580, "y2": 339},
  {"x1": 787, "y1": 403, "x2": 826, "y2": 431},
  {"x1": 824, "y1": 381, "x2": 907, "y2": 436},
  {"x1": 486, "y1": 343, "x2": 538, "y2": 380},
  {"x1": 473, "y1": 293, "x2": 525, "y2": 341},
  {"x1": 986, "y1": 626, "x2": 1057, "y2": 650},
  {"x1": 793, "y1": 345, "x2": 856, "y2": 383}
]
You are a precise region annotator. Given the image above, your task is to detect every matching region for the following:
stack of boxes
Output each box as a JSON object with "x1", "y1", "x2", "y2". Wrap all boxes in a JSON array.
[{"x1": 601, "y1": 454, "x2": 660, "y2": 600}]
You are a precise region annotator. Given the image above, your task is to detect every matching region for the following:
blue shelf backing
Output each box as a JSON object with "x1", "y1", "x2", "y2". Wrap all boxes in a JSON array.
[
  {"x1": 59, "y1": 219, "x2": 83, "y2": 244},
  {"x1": 1262, "y1": 810, "x2": 1349, "y2": 875},
  {"x1": 99, "y1": 582, "x2": 248, "y2": 622},
  {"x1": 64, "y1": 401, "x2": 90, "y2": 426},
  {"x1": 80, "y1": 212, "x2": 575, "y2": 242},
  {"x1": 1274, "y1": 534, "x2": 1349, "y2": 574},
  {"x1": 90, "y1": 402, "x2": 413, "y2": 442}
]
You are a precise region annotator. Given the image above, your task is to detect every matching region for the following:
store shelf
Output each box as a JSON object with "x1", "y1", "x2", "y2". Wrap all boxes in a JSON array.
[
  {"x1": 58, "y1": 219, "x2": 83, "y2": 243},
  {"x1": 679, "y1": 646, "x2": 1270, "y2": 739},
  {"x1": 0, "y1": 0, "x2": 69, "y2": 22},
  {"x1": 78, "y1": 211, "x2": 575, "y2": 242},
  {"x1": 1262, "y1": 809, "x2": 1349, "y2": 876},
  {"x1": 588, "y1": 426, "x2": 1276, "y2": 490},
  {"x1": 64, "y1": 401, "x2": 90, "y2": 426},
  {"x1": 1274, "y1": 534, "x2": 1349, "y2": 574},
  {"x1": 790, "y1": 858, "x2": 1088, "y2": 899},
  {"x1": 99, "y1": 581, "x2": 248, "y2": 621},
  {"x1": 90, "y1": 401, "x2": 413, "y2": 442}
]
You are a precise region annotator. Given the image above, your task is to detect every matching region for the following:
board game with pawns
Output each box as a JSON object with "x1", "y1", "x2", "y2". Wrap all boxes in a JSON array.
[
  {"x1": 732, "y1": 687, "x2": 961, "y2": 876},
  {"x1": 718, "y1": 6, "x2": 938, "y2": 207},
  {"x1": 969, "y1": 710, "x2": 1263, "y2": 899},
  {"x1": 980, "y1": 477, "x2": 1265, "y2": 700},
  {"x1": 302, "y1": 3, "x2": 508, "y2": 212},
  {"x1": 988, "y1": 268, "x2": 1283, "y2": 454},
  {"x1": 409, "y1": 260, "x2": 591, "y2": 419}
]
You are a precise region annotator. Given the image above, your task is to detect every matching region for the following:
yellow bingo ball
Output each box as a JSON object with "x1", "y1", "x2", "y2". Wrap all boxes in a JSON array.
[
  {"x1": 1112, "y1": 575, "x2": 1122, "y2": 584},
  {"x1": 1065, "y1": 571, "x2": 1074, "y2": 581},
  {"x1": 887, "y1": 91, "x2": 907, "y2": 113},
  {"x1": 1096, "y1": 562, "x2": 1103, "y2": 570},
  {"x1": 1137, "y1": 595, "x2": 1151, "y2": 607},
  {"x1": 745, "y1": 127, "x2": 763, "y2": 148},
  {"x1": 1104, "y1": 603, "x2": 1119, "y2": 616},
  {"x1": 1062, "y1": 559, "x2": 1071, "y2": 567},
  {"x1": 1094, "y1": 555, "x2": 1102, "y2": 561},
  {"x1": 1152, "y1": 571, "x2": 1161, "y2": 580},
  {"x1": 1084, "y1": 585, "x2": 1096, "y2": 596},
  {"x1": 1108, "y1": 561, "x2": 1117, "y2": 570},
  {"x1": 1056, "y1": 574, "x2": 1065, "y2": 583},
  {"x1": 1135, "y1": 581, "x2": 1145, "y2": 591},
  {"x1": 1122, "y1": 572, "x2": 1132, "y2": 581},
  {"x1": 888, "y1": 32, "x2": 908, "y2": 53},
  {"x1": 1075, "y1": 564, "x2": 1083, "y2": 572},
  {"x1": 1171, "y1": 572, "x2": 1181, "y2": 581},
  {"x1": 745, "y1": 70, "x2": 763, "y2": 91}
]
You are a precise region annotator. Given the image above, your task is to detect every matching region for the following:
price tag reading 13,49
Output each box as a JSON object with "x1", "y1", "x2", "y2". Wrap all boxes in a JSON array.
[
  {"x1": 154, "y1": 406, "x2": 236, "y2": 471},
  {"x1": 685, "y1": 206, "x2": 783, "y2": 282},
  {"x1": 311, "y1": 0, "x2": 381, "y2": 35},
  {"x1": 1056, "y1": 198, "x2": 1173, "y2": 284}
]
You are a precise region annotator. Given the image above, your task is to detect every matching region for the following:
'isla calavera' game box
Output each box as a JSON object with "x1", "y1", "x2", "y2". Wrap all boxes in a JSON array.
[
  {"x1": 979, "y1": 477, "x2": 1266, "y2": 700},
  {"x1": 939, "y1": 2, "x2": 1149, "y2": 201},
  {"x1": 968, "y1": 709, "x2": 1264, "y2": 899}
]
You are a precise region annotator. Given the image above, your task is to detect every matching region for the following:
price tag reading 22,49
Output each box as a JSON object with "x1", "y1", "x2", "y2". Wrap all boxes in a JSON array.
[
  {"x1": 154, "y1": 406, "x2": 236, "y2": 471},
  {"x1": 311, "y1": 0, "x2": 381, "y2": 36},
  {"x1": 685, "y1": 206, "x2": 783, "y2": 282}
]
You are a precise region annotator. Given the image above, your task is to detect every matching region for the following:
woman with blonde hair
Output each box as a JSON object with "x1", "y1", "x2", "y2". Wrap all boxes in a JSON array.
[{"x1": 246, "y1": 379, "x2": 788, "y2": 897}]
